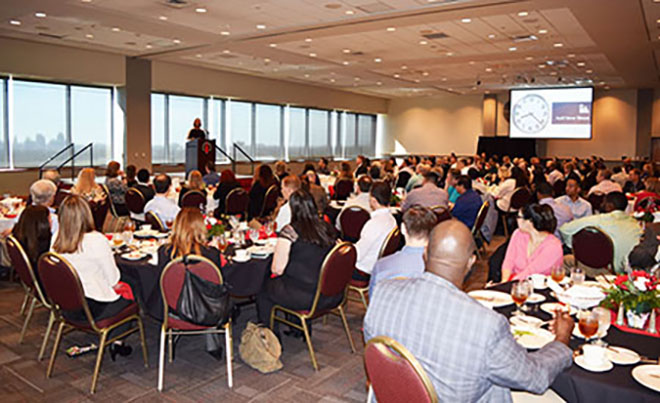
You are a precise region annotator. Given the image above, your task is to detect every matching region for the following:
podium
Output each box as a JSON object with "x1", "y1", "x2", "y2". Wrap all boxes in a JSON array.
[{"x1": 185, "y1": 139, "x2": 215, "y2": 176}]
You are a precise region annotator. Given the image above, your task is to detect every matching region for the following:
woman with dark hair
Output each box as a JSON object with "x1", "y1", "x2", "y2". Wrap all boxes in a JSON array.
[
  {"x1": 213, "y1": 169, "x2": 241, "y2": 214},
  {"x1": 500, "y1": 203, "x2": 563, "y2": 282},
  {"x1": 248, "y1": 164, "x2": 278, "y2": 220},
  {"x1": 105, "y1": 161, "x2": 129, "y2": 216},
  {"x1": 256, "y1": 190, "x2": 338, "y2": 326},
  {"x1": 13, "y1": 205, "x2": 51, "y2": 276}
]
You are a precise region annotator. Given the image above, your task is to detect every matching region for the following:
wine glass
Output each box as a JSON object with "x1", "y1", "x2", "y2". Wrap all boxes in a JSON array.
[
  {"x1": 217, "y1": 234, "x2": 228, "y2": 253},
  {"x1": 578, "y1": 309, "x2": 599, "y2": 343},
  {"x1": 265, "y1": 221, "x2": 275, "y2": 237},
  {"x1": 571, "y1": 266, "x2": 585, "y2": 286},
  {"x1": 511, "y1": 280, "x2": 532, "y2": 316},
  {"x1": 248, "y1": 228, "x2": 260, "y2": 244},
  {"x1": 592, "y1": 307, "x2": 611, "y2": 346},
  {"x1": 228, "y1": 215, "x2": 240, "y2": 230}
]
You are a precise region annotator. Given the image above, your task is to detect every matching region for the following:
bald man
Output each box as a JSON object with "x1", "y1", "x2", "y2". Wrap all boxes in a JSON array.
[{"x1": 364, "y1": 219, "x2": 574, "y2": 402}]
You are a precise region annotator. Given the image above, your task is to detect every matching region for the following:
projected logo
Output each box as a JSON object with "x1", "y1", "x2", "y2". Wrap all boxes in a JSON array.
[
  {"x1": 552, "y1": 102, "x2": 591, "y2": 124},
  {"x1": 512, "y1": 94, "x2": 550, "y2": 134}
]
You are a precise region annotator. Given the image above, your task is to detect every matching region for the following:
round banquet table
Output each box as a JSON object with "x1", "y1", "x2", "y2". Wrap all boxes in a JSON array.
[
  {"x1": 488, "y1": 282, "x2": 660, "y2": 403},
  {"x1": 115, "y1": 251, "x2": 271, "y2": 322}
]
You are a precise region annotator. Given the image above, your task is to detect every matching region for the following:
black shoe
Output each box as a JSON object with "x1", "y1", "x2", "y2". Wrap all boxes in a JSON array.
[
  {"x1": 207, "y1": 347, "x2": 224, "y2": 361},
  {"x1": 109, "y1": 342, "x2": 132, "y2": 361}
]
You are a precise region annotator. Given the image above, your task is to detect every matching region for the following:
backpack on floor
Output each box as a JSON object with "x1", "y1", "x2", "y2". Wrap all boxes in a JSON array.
[{"x1": 239, "y1": 322, "x2": 283, "y2": 373}]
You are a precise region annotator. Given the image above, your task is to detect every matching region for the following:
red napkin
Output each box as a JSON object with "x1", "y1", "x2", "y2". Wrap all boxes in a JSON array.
[
  {"x1": 609, "y1": 310, "x2": 660, "y2": 338},
  {"x1": 220, "y1": 254, "x2": 227, "y2": 267},
  {"x1": 113, "y1": 282, "x2": 134, "y2": 301}
]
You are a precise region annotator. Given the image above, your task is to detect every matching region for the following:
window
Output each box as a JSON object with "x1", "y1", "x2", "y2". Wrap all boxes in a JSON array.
[
  {"x1": 255, "y1": 103, "x2": 282, "y2": 160},
  {"x1": 169, "y1": 95, "x2": 205, "y2": 164},
  {"x1": 151, "y1": 93, "x2": 166, "y2": 164},
  {"x1": 342, "y1": 112, "x2": 358, "y2": 158},
  {"x1": 210, "y1": 98, "x2": 225, "y2": 152},
  {"x1": 358, "y1": 114, "x2": 376, "y2": 156},
  {"x1": 308, "y1": 109, "x2": 330, "y2": 157},
  {"x1": 12, "y1": 81, "x2": 67, "y2": 168},
  {"x1": 230, "y1": 101, "x2": 253, "y2": 160},
  {"x1": 288, "y1": 107, "x2": 306, "y2": 160},
  {"x1": 0, "y1": 79, "x2": 7, "y2": 168},
  {"x1": 71, "y1": 86, "x2": 112, "y2": 166}
]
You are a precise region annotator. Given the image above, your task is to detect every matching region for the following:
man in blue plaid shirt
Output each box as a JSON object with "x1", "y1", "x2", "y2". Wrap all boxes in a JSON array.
[{"x1": 364, "y1": 219, "x2": 574, "y2": 402}]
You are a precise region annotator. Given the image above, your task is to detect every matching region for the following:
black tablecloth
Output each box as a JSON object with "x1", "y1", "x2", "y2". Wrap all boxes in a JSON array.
[
  {"x1": 489, "y1": 282, "x2": 660, "y2": 402},
  {"x1": 116, "y1": 253, "x2": 271, "y2": 321}
]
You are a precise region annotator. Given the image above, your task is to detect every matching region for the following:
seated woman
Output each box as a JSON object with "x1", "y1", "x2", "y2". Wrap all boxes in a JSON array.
[
  {"x1": 256, "y1": 190, "x2": 339, "y2": 328},
  {"x1": 104, "y1": 161, "x2": 129, "y2": 216},
  {"x1": 72, "y1": 168, "x2": 105, "y2": 203},
  {"x1": 335, "y1": 161, "x2": 353, "y2": 183},
  {"x1": 501, "y1": 203, "x2": 563, "y2": 282},
  {"x1": 178, "y1": 170, "x2": 205, "y2": 207},
  {"x1": 13, "y1": 205, "x2": 51, "y2": 284},
  {"x1": 248, "y1": 164, "x2": 278, "y2": 220},
  {"x1": 213, "y1": 169, "x2": 241, "y2": 215},
  {"x1": 52, "y1": 195, "x2": 132, "y2": 357},
  {"x1": 633, "y1": 177, "x2": 660, "y2": 211}
]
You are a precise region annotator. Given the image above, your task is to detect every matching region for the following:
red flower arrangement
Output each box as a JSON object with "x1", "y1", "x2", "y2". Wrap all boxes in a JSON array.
[{"x1": 601, "y1": 271, "x2": 660, "y2": 314}]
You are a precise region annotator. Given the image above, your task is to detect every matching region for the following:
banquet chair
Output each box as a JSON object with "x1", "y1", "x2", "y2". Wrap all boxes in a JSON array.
[
  {"x1": 339, "y1": 206, "x2": 370, "y2": 242},
  {"x1": 270, "y1": 242, "x2": 357, "y2": 371},
  {"x1": 572, "y1": 226, "x2": 615, "y2": 276},
  {"x1": 224, "y1": 188, "x2": 249, "y2": 217},
  {"x1": 348, "y1": 227, "x2": 401, "y2": 309},
  {"x1": 587, "y1": 192, "x2": 605, "y2": 214},
  {"x1": 6, "y1": 236, "x2": 55, "y2": 360},
  {"x1": 395, "y1": 171, "x2": 412, "y2": 189},
  {"x1": 125, "y1": 188, "x2": 146, "y2": 215},
  {"x1": 430, "y1": 205, "x2": 451, "y2": 224},
  {"x1": 145, "y1": 211, "x2": 167, "y2": 232},
  {"x1": 99, "y1": 183, "x2": 122, "y2": 219},
  {"x1": 501, "y1": 187, "x2": 532, "y2": 238},
  {"x1": 90, "y1": 198, "x2": 109, "y2": 232},
  {"x1": 53, "y1": 188, "x2": 70, "y2": 210},
  {"x1": 364, "y1": 336, "x2": 438, "y2": 403},
  {"x1": 333, "y1": 179, "x2": 354, "y2": 201},
  {"x1": 472, "y1": 200, "x2": 490, "y2": 258},
  {"x1": 37, "y1": 252, "x2": 148, "y2": 394},
  {"x1": 158, "y1": 255, "x2": 232, "y2": 391},
  {"x1": 260, "y1": 185, "x2": 280, "y2": 218},
  {"x1": 181, "y1": 190, "x2": 206, "y2": 209},
  {"x1": 552, "y1": 179, "x2": 566, "y2": 197}
]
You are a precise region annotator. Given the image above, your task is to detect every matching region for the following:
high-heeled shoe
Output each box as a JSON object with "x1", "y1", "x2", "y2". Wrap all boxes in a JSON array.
[{"x1": 109, "y1": 342, "x2": 133, "y2": 361}]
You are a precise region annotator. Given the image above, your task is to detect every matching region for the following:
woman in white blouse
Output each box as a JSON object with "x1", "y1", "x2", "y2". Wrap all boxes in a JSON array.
[{"x1": 493, "y1": 166, "x2": 528, "y2": 211}]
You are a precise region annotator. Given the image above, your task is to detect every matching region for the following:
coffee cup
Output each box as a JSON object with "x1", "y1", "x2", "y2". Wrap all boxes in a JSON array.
[
  {"x1": 234, "y1": 249, "x2": 250, "y2": 260},
  {"x1": 530, "y1": 274, "x2": 546, "y2": 289},
  {"x1": 140, "y1": 224, "x2": 152, "y2": 232},
  {"x1": 582, "y1": 344, "x2": 608, "y2": 366}
]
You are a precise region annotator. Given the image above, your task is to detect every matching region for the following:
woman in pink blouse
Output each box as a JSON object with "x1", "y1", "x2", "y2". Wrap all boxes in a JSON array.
[{"x1": 501, "y1": 203, "x2": 563, "y2": 282}]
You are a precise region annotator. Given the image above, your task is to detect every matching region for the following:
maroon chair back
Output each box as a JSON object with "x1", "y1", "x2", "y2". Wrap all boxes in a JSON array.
[
  {"x1": 378, "y1": 227, "x2": 401, "y2": 259},
  {"x1": 38, "y1": 253, "x2": 85, "y2": 312},
  {"x1": 260, "y1": 185, "x2": 280, "y2": 217},
  {"x1": 225, "y1": 188, "x2": 249, "y2": 216},
  {"x1": 340, "y1": 206, "x2": 371, "y2": 240},
  {"x1": 125, "y1": 188, "x2": 146, "y2": 214},
  {"x1": 145, "y1": 211, "x2": 167, "y2": 232},
  {"x1": 553, "y1": 179, "x2": 566, "y2": 197},
  {"x1": 509, "y1": 187, "x2": 532, "y2": 211},
  {"x1": 53, "y1": 189, "x2": 70, "y2": 210},
  {"x1": 6, "y1": 236, "x2": 36, "y2": 290},
  {"x1": 318, "y1": 243, "x2": 357, "y2": 298},
  {"x1": 365, "y1": 336, "x2": 437, "y2": 403},
  {"x1": 160, "y1": 256, "x2": 222, "y2": 312},
  {"x1": 573, "y1": 226, "x2": 614, "y2": 270},
  {"x1": 472, "y1": 200, "x2": 490, "y2": 235},
  {"x1": 587, "y1": 193, "x2": 605, "y2": 213},
  {"x1": 181, "y1": 190, "x2": 206, "y2": 209},
  {"x1": 431, "y1": 206, "x2": 452, "y2": 224},
  {"x1": 395, "y1": 171, "x2": 412, "y2": 189},
  {"x1": 91, "y1": 198, "x2": 109, "y2": 232},
  {"x1": 334, "y1": 179, "x2": 354, "y2": 201}
]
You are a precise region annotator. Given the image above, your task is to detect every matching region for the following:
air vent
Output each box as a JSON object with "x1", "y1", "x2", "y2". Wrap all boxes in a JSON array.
[
  {"x1": 512, "y1": 34, "x2": 538, "y2": 42},
  {"x1": 218, "y1": 54, "x2": 238, "y2": 59},
  {"x1": 356, "y1": 2, "x2": 394, "y2": 14},
  {"x1": 350, "y1": 51, "x2": 364, "y2": 56},
  {"x1": 160, "y1": 0, "x2": 188, "y2": 9},
  {"x1": 38, "y1": 32, "x2": 63, "y2": 39},
  {"x1": 422, "y1": 32, "x2": 449, "y2": 40}
]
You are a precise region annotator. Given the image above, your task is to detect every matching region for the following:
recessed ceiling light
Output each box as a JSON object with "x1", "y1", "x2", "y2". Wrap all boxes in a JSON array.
[
  {"x1": 173, "y1": 38, "x2": 181, "y2": 44},
  {"x1": 442, "y1": 77, "x2": 447, "y2": 81},
  {"x1": 657, "y1": 18, "x2": 660, "y2": 23},
  {"x1": 376, "y1": 81, "x2": 382, "y2": 86},
  {"x1": 586, "y1": 69, "x2": 593, "y2": 74},
  {"x1": 9, "y1": 19, "x2": 21, "y2": 26},
  {"x1": 309, "y1": 53, "x2": 317, "y2": 57},
  {"x1": 305, "y1": 38, "x2": 312, "y2": 42},
  {"x1": 220, "y1": 31, "x2": 230, "y2": 36},
  {"x1": 518, "y1": 11, "x2": 529, "y2": 17},
  {"x1": 525, "y1": 56, "x2": 533, "y2": 61},
  {"x1": 567, "y1": 53, "x2": 576, "y2": 58},
  {"x1": 81, "y1": 0, "x2": 92, "y2": 2},
  {"x1": 414, "y1": 79, "x2": 420, "y2": 83},
  {"x1": 538, "y1": 29, "x2": 548, "y2": 34},
  {"x1": 195, "y1": 7, "x2": 207, "y2": 13},
  {"x1": 330, "y1": 78, "x2": 336, "y2": 83},
  {"x1": 386, "y1": 27, "x2": 396, "y2": 32},
  {"x1": 394, "y1": 74, "x2": 400, "y2": 78},
  {"x1": 195, "y1": 54, "x2": 203, "y2": 58},
  {"x1": 269, "y1": 43, "x2": 277, "y2": 48},
  {"x1": 35, "y1": 12, "x2": 47, "y2": 18},
  {"x1": 469, "y1": 61, "x2": 475, "y2": 65},
  {"x1": 264, "y1": 58, "x2": 271, "y2": 63},
  {"x1": 354, "y1": 77, "x2": 360, "y2": 81},
  {"x1": 446, "y1": 51, "x2": 454, "y2": 56},
  {"x1": 461, "y1": 18, "x2": 472, "y2": 23},
  {"x1": 485, "y1": 67, "x2": 493, "y2": 72},
  {"x1": 159, "y1": 16, "x2": 168, "y2": 21},
  {"x1": 419, "y1": 40, "x2": 428, "y2": 45},
  {"x1": 577, "y1": 61, "x2": 586, "y2": 67},
  {"x1": 553, "y1": 43, "x2": 564, "y2": 47},
  {"x1": 401, "y1": 65, "x2": 408, "y2": 70},
  {"x1": 345, "y1": 10, "x2": 355, "y2": 15},
  {"x1": 146, "y1": 44, "x2": 153, "y2": 49},
  {"x1": 509, "y1": 46, "x2": 517, "y2": 51},
  {"x1": 550, "y1": 71, "x2": 557, "y2": 76},
  {"x1": 604, "y1": 85, "x2": 610, "y2": 90},
  {"x1": 374, "y1": 58, "x2": 382, "y2": 63},
  {"x1": 256, "y1": 24, "x2": 266, "y2": 30},
  {"x1": 222, "y1": 50, "x2": 230, "y2": 54},
  {"x1": 111, "y1": 27, "x2": 120, "y2": 32},
  {"x1": 342, "y1": 61, "x2": 349, "y2": 65},
  {"x1": 342, "y1": 48, "x2": 351, "y2": 54},
  {"x1": 599, "y1": 81, "x2": 606, "y2": 85},
  {"x1": 422, "y1": 71, "x2": 429, "y2": 76},
  {"x1": 488, "y1": 34, "x2": 495, "y2": 39},
  {"x1": 85, "y1": 33, "x2": 94, "y2": 39},
  {"x1": 538, "y1": 64, "x2": 546, "y2": 68},
  {"x1": 304, "y1": 74, "x2": 310, "y2": 78}
]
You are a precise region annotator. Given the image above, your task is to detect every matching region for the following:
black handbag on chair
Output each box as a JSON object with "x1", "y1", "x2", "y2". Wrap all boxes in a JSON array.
[{"x1": 176, "y1": 260, "x2": 232, "y2": 327}]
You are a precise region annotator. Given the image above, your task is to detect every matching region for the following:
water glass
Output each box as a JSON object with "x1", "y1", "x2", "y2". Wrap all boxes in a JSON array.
[
  {"x1": 593, "y1": 307, "x2": 611, "y2": 345},
  {"x1": 249, "y1": 228, "x2": 260, "y2": 243},
  {"x1": 571, "y1": 266, "x2": 585, "y2": 286}
]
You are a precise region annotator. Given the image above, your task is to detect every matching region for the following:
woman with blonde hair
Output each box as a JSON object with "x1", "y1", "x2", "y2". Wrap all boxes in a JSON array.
[
  {"x1": 73, "y1": 168, "x2": 105, "y2": 202},
  {"x1": 178, "y1": 170, "x2": 205, "y2": 206}
]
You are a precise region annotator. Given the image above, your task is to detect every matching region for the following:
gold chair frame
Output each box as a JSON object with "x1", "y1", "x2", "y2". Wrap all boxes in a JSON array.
[{"x1": 472, "y1": 200, "x2": 490, "y2": 259}]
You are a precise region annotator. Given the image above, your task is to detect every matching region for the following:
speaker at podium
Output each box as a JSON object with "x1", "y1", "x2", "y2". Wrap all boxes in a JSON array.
[{"x1": 186, "y1": 138, "x2": 215, "y2": 176}]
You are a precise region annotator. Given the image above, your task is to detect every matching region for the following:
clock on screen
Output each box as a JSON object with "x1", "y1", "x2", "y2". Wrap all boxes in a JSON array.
[{"x1": 512, "y1": 94, "x2": 550, "y2": 134}]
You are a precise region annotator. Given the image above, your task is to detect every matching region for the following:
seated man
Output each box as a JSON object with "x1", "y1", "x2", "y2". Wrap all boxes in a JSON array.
[
  {"x1": 405, "y1": 164, "x2": 430, "y2": 192},
  {"x1": 28, "y1": 179, "x2": 59, "y2": 235},
  {"x1": 555, "y1": 178, "x2": 592, "y2": 220},
  {"x1": 354, "y1": 181, "x2": 397, "y2": 278},
  {"x1": 401, "y1": 171, "x2": 448, "y2": 212},
  {"x1": 317, "y1": 157, "x2": 330, "y2": 175},
  {"x1": 368, "y1": 206, "x2": 436, "y2": 297},
  {"x1": 135, "y1": 168, "x2": 155, "y2": 203},
  {"x1": 202, "y1": 161, "x2": 220, "y2": 187},
  {"x1": 536, "y1": 182, "x2": 573, "y2": 238},
  {"x1": 623, "y1": 168, "x2": 645, "y2": 194},
  {"x1": 445, "y1": 168, "x2": 461, "y2": 204},
  {"x1": 560, "y1": 191, "x2": 642, "y2": 275},
  {"x1": 588, "y1": 169, "x2": 622, "y2": 195},
  {"x1": 336, "y1": 175, "x2": 373, "y2": 230},
  {"x1": 144, "y1": 174, "x2": 180, "y2": 228},
  {"x1": 364, "y1": 219, "x2": 573, "y2": 402},
  {"x1": 274, "y1": 175, "x2": 301, "y2": 231},
  {"x1": 451, "y1": 175, "x2": 482, "y2": 230}
]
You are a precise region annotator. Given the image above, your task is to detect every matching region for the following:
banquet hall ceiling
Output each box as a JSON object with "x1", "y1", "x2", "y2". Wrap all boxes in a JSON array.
[{"x1": 0, "y1": 0, "x2": 657, "y2": 98}]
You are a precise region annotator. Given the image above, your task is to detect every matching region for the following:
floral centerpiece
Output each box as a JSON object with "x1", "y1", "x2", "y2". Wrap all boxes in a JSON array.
[
  {"x1": 600, "y1": 270, "x2": 660, "y2": 329},
  {"x1": 390, "y1": 191, "x2": 402, "y2": 207},
  {"x1": 204, "y1": 215, "x2": 225, "y2": 239},
  {"x1": 633, "y1": 200, "x2": 658, "y2": 226}
]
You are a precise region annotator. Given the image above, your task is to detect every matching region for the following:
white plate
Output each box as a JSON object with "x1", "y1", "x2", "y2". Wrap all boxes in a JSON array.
[
  {"x1": 232, "y1": 254, "x2": 251, "y2": 263},
  {"x1": 632, "y1": 365, "x2": 660, "y2": 393},
  {"x1": 574, "y1": 355, "x2": 613, "y2": 372},
  {"x1": 540, "y1": 302, "x2": 577, "y2": 316},
  {"x1": 468, "y1": 290, "x2": 513, "y2": 308},
  {"x1": 511, "y1": 326, "x2": 554, "y2": 349},
  {"x1": 527, "y1": 293, "x2": 546, "y2": 304},
  {"x1": 572, "y1": 324, "x2": 607, "y2": 339},
  {"x1": 606, "y1": 346, "x2": 641, "y2": 365},
  {"x1": 121, "y1": 252, "x2": 147, "y2": 261},
  {"x1": 255, "y1": 238, "x2": 269, "y2": 245},
  {"x1": 510, "y1": 315, "x2": 544, "y2": 328}
]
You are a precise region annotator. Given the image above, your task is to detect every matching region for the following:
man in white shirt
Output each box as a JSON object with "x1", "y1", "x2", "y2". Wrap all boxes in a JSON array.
[
  {"x1": 546, "y1": 162, "x2": 564, "y2": 186},
  {"x1": 588, "y1": 169, "x2": 622, "y2": 196},
  {"x1": 556, "y1": 178, "x2": 592, "y2": 220},
  {"x1": 611, "y1": 166, "x2": 629, "y2": 188},
  {"x1": 354, "y1": 181, "x2": 397, "y2": 279},
  {"x1": 274, "y1": 175, "x2": 301, "y2": 231},
  {"x1": 29, "y1": 179, "x2": 59, "y2": 235},
  {"x1": 144, "y1": 174, "x2": 180, "y2": 228},
  {"x1": 336, "y1": 175, "x2": 373, "y2": 230}
]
